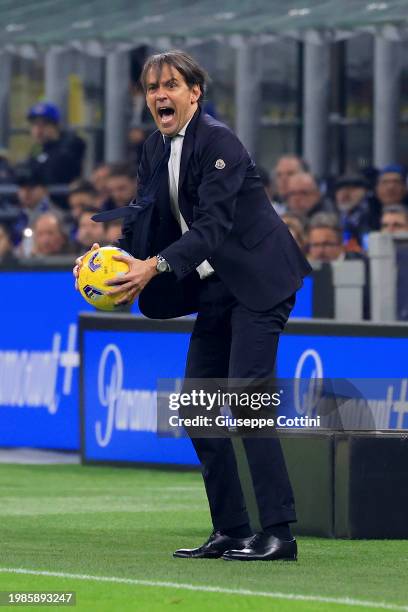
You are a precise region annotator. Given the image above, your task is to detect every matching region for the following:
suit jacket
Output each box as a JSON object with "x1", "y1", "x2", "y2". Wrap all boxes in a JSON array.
[{"x1": 119, "y1": 107, "x2": 312, "y2": 319}]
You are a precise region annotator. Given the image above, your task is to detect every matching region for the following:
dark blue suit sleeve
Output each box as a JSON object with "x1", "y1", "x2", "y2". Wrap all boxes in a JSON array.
[{"x1": 160, "y1": 127, "x2": 248, "y2": 279}]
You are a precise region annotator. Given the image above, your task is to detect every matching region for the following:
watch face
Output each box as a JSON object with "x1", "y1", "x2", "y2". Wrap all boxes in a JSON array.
[{"x1": 157, "y1": 260, "x2": 168, "y2": 273}]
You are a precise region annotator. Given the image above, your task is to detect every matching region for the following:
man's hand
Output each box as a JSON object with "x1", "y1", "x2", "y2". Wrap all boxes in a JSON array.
[
  {"x1": 73, "y1": 242, "x2": 100, "y2": 290},
  {"x1": 105, "y1": 255, "x2": 159, "y2": 305}
]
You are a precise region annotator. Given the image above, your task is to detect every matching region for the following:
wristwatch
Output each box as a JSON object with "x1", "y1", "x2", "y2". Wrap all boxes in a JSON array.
[{"x1": 156, "y1": 254, "x2": 171, "y2": 273}]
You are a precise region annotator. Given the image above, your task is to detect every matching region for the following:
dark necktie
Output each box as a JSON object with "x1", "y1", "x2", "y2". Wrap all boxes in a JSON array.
[{"x1": 92, "y1": 135, "x2": 172, "y2": 222}]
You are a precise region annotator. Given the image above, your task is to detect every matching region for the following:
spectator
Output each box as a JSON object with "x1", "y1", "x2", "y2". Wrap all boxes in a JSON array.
[
  {"x1": 273, "y1": 155, "x2": 308, "y2": 205},
  {"x1": 334, "y1": 174, "x2": 378, "y2": 251},
  {"x1": 127, "y1": 120, "x2": 151, "y2": 169},
  {"x1": 32, "y1": 212, "x2": 73, "y2": 257},
  {"x1": 90, "y1": 163, "x2": 113, "y2": 208},
  {"x1": 287, "y1": 172, "x2": 336, "y2": 218},
  {"x1": 0, "y1": 222, "x2": 18, "y2": 265},
  {"x1": 375, "y1": 165, "x2": 408, "y2": 209},
  {"x1": 76, "y1": 206, "x2": 106, "y2": 251},
  {"x1": 104, "y1": 219, "x2": 123, "y2": 245},
  {"x1": 307, "y1": 212, "x2": 370, "y2": 318},
  {"x1": 15, "y1": 165, "x2": 56, "y2": 230},
  {"x1": 281, "y1": 212, "x2": 307, "y2": 253},
  {"x1": 68, "y1": 180, "x2": 99, "y2": 224},
  {"x1": 307, "y1": 214, "x2": 344, "y2": 264},
  {"x1": 381, "y1": 205, "x2": 408, "y2": 234},
  {"x1": 105, "y1": 163, "x2": 137, "y2": 210},
  {"x1": 25, "y1": 102, "x2": 86, "y2": 185}
]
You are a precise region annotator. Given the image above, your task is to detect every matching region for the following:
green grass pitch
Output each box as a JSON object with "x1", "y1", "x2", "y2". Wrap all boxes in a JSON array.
[{"x1": 0, "y1": 464, "x2": 407, "y2": 611}]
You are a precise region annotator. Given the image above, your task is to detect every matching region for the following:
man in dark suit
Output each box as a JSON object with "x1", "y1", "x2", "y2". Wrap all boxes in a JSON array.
[{"x1": 79, "y1": 50, "x2": 311, "y2": 561}]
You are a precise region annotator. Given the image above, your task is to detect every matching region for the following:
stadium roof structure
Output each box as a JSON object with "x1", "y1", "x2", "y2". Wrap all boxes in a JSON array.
[{"x1": 2, "y1": 0, "x2": 408, "y2": 56}]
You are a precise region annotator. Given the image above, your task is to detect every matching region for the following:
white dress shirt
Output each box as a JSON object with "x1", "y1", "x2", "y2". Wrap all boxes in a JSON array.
[{"x1": 167, "y1": 120, "x2": 214, "y2": 279}]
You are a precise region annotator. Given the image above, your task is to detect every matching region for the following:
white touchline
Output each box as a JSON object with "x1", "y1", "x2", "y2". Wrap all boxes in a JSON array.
[{"x1": 0, "y1": 568, "x2": 407, "y2": 611}]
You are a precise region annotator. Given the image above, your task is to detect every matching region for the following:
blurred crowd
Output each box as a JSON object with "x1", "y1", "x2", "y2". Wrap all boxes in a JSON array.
[
  {"x1": 1, "y1": 101, "x2": 408, "y2": 295},
  {"x1": 0, "y1": 101, "x2": 142, "y2": 263}
]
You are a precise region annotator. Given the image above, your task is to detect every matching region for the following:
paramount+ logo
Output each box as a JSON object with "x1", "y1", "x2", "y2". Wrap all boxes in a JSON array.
[{"x1": 95, "y1": 344, "x2": 157, "y2": 447}]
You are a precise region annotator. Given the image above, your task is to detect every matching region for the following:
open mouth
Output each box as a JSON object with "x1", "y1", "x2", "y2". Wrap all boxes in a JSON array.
[{"x1": 157, "y1": 106, "x2": 175, "y2": 126}]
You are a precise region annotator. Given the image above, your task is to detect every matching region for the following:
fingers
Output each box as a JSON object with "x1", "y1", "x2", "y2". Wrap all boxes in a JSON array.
[
  {"x1": 105, "y1": 275, "x2": 129, "y2": 287},
  {"x1": 112, "y1": 254, "x2": 133, "y2": 263},
  {"x1": 73, "y1": 264, "x2": 80, "y2": 290},
  {"x1": 107, "y1": 281, "x2": 137, "y2": 295},
  {"x1": 73, "y1": 245, "x2": 100, "y2": 291},
  {"x1": 114, "y1": 288, "x2": 138, "y2": 305}
]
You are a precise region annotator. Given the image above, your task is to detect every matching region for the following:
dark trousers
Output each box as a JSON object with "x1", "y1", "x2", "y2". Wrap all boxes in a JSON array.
[{"x1": 184, "y1": 275, "x2": 296, "y2": 532}]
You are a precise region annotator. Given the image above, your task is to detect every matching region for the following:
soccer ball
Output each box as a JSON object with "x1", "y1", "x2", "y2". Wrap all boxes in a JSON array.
[{"x1": 78, "y1": 246, "x2": 132, "y2": 311}]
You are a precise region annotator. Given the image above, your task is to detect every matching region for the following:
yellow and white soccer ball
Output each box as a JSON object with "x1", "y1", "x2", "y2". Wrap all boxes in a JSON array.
[{"x1": 78, "y1": 246, "x2": 132, "y2": 311}]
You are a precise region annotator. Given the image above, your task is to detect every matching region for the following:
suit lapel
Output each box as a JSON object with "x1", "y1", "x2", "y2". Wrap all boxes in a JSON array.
[
  {"x1": 151, "y1": 131, "x2": 166, "y2": 170},
  {"x1": 178, "y1": 106, "x2": 201, "y2": 190}
]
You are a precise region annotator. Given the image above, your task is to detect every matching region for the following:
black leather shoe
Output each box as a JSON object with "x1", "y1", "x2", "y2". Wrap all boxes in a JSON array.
[
  {"x1": 222, "y1": 533, "x2": 297, "y2": 561},
  {"x1": 173, "y1": 531, "x2": 253, "y2": 559}
]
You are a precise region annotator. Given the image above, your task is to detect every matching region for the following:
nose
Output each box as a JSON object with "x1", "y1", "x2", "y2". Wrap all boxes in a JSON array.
[{"x1": 155, "y1": 88, "x2": 168, "y2": 102}]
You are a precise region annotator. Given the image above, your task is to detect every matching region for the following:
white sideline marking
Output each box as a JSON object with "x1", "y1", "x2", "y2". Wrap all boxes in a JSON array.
[{"x1": 0, "y1": 568, "x2": 407, "y2": 611}]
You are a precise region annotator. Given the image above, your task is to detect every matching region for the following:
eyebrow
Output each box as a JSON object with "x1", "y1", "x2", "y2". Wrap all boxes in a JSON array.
[{"x1": 146, "y1": 77, "x2": 179, "y2": 89}]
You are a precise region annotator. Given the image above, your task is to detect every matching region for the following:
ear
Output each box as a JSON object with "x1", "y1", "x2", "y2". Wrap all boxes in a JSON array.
[{"x1": 190, "y1": 84, "x2": 201, "y2": 104}]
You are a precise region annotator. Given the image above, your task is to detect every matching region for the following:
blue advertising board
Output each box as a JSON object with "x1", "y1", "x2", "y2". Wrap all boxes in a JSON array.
[
  {"x1": 0, "y1": 270, "x2": 93, "y2": 449},
  {"x1": 80, "y1": 316, "x2": 408, "y2": 465},
  {"x1": 278, "y1": 325, "x2": 408, "y2": 430},
  {"x1": 0, "y1": 269, "x2": 140, "y2": 450},
  {"x1": 82, "y1": 327, "x2": 197, "y2": 464}
]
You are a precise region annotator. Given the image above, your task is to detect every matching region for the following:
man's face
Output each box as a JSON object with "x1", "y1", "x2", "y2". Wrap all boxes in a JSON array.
[
  {"x1": 77, "y1": 213, "x2": 105, "y2": 248},
  {"x1": 381, "y1": 212, "x2": 408, "y2": 234},
  {"x1": 17, "y1": 185, "x2": 47, "y2": 209},
  {"x1": 34, "y1": 216, "x2": 65, "y2": 255},
  {"x1": 91, "y1": 166, "x2": 111, "y2": 197},
  {"x1": 335, "y1": 186, "x2": 366, "y2": 213},
  {"x1": 376, "y1": 173, "x2": 407, "y2": 207},
  {"x1": 69, "y1": 192, "x2": 98, "y2": 221},
  {"x1": 287, "y1": 175, "x2": 320, "y2": 214},
  {"x1": 145, "y1": 64, "x2": 200, "y2": 137},
  {"x1": 308, "y1": 228, "x2": 343, "y2": 263},
  {"x1": 107, "y1": 175, "x2": 137, "y2": 207},
  {"x1": 274, "y1": 157, "x2": 302, "y2": 199},
  {"x1": 29, "y1": 119, "x2": 58, "y2": 145}
]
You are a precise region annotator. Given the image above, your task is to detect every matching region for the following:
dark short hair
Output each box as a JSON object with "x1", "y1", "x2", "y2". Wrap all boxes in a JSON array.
[
  {"x1": 108, "y1": 163, "x2": 137, "y2": 180},
  {"x1": 140, "y1": 50, "x2": 208, "y2": 102},
  {"x1": 381, "y1": 204, "x2": 408, "y2": 220},
  {"x1": 68, "y1": 179, "x2": 98, "y2": 198},
  {"x1": 274, "y1": 155, "x2": 310, "y2": 173}
]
